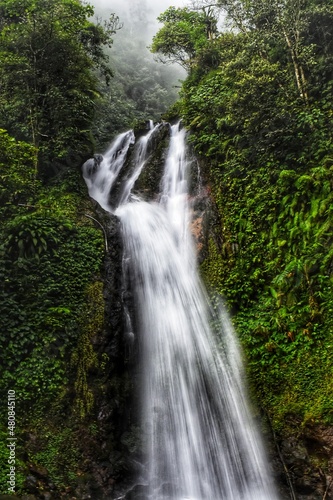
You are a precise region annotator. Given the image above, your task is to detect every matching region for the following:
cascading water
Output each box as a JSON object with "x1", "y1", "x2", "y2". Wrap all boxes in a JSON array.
[
  {"x1": 82, "y1": 123, "x2": 279, "y2": 500},
  {"x1": 82, "y1": 130, "x2": 135, "y2": 211}
]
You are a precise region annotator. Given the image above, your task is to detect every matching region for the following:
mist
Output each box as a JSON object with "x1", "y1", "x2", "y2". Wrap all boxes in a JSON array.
[
  {"x1": 90, "y1": 0, "x2": 188, "y2": 146},
  {"x1": 91, "y1": 0, "x2": 188, "y2": 45},
  {"x1": 93, "y1": 0, "x2": 187, "y2": 39}
]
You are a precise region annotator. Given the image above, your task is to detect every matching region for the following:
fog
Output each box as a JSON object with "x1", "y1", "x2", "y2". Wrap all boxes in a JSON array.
[
  {"x1": 92, "y1": 0, "x2": 188, "y2": 40},
  {"x1": 91, "y1": 0, "x2": 225, "y2": 49},
  {"x1": 89, "y1": 0, "x2": 188, "y2": 144},
  {"x1": 90, "y1": 0, "x2": 187, "y2": 87}
]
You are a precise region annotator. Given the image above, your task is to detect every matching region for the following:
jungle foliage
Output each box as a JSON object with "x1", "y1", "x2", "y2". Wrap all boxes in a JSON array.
[
  {"x1": 154, "y1": 1, "x2": 333, "y2": 430},
  {"x1": 0, "y1": 128, "x2": 105, "y2": 494},
  {"x1": 0, "y1": 0, "x2": 114, "y2": 493},
  {"x1": 0, "y1": 0, "x2": 121, "y2": 177}
]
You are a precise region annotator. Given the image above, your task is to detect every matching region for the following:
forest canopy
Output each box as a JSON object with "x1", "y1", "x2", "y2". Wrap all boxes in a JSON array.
[{"x1": 0, "y1": 0, "x2": 121, "y2": 176}]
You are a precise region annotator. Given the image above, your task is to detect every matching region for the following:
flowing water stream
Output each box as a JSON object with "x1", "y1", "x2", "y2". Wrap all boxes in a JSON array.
[{"x1": 83, "y1": 123, "x2": 279, "y2": 500}]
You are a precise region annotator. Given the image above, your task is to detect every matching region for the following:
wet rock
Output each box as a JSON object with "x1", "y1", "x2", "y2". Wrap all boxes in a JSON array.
[
  {"x1": 41, "y1": 493, "x2": 52, "y2": 500},
  {"x1": 190, "y1": 192, "x2": 212, "y2": 264},
  {"x1": 275, "y1": 422, "x2": 333, "y2": 499},
  {"x1": 133, "y1": 120, "x2": 155, "y2": 137},
  {"x1": 94, "y1": 153, "x2": 104, "y2": 166},
  {"x1": 28, "y1": 465, "x2": 48, "y2": 480},
  {"x1": 107, "y1": 122, "x2": 171, "y2": 209},
  {"x1": 122, "y1": 483, "x2": 149, "y2": 499},
  {"x1": 129, "y1": 122, "x2": 171, "y2": 200},
  {"x1": 73, "y1": 203, "x2": 141, "y2": 498},
  {"x1": 82, "y1": 154, "x2": 103, "y2": 178}
]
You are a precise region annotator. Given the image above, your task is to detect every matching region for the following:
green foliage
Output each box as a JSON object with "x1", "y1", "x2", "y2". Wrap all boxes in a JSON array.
[
  {"x1": 0, "y1": 160, "x2": 105, "y2": 490},
  {"x1": 0, "y1": 175, "x2": 104, "y2": 405},
  {"x1": 219, "y1": 0, "x2": 333, "y2": 101},
  {"x1": 4, "y1": 213, "x2": 61, "y2": 259},
  {"x1": 0, "y1": 0, "x2": 120, "y2": 494},
  {"x1": 0, "y1": 129, "x2": 38, "y2": 212},
  {"x1": 71, "y1": 281, "x2": 104, "y2": 418},
  {"x1": 0, "y1": 0, "x2": 120, "y2": 176},
  {"x1": 34, "y1": 428, "x2": 80, "y2": 488},
  {"x1": 177, "y1": 2, "x2": 333, "y2": 431},
  {"x1": 151, "y1": 7, "x2": 217, "y2": 70}
]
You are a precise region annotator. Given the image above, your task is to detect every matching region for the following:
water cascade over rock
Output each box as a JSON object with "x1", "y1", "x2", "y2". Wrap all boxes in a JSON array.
[{"x1": 82, "y1": 123, "x2": 279, "y2": 500}]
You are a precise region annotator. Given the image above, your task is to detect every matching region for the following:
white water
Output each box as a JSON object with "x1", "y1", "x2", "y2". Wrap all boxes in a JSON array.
[
  {"x1": 82, "y1": 130, "x2": 135, "y2": 211},
  {"x1": 83, "y1": 123, "x2": 278, "y2": 499}
]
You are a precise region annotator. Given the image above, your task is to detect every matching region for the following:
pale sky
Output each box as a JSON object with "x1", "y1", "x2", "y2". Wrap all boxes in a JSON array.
[
  {"x1": 92, "y1": 0, "x2": 189, "y2": 40},
  {"x1": 93, "y1": 0, "x2": 187, "y2": 16}
]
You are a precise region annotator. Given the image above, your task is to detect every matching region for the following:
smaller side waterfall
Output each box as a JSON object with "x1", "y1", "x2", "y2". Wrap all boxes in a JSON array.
[
  {"x1": 83, "y1": 122, "x2": 279, "y2": 500},
  {"x1": 82, "y1": 130, "x2": 135, "y2": 211}
]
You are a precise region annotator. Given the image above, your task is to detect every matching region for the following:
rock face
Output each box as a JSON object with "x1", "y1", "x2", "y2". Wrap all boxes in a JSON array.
[
  {"x1": 77, "y1": 204, "x2": 142, "y2": 500},
  {"x1": 82, "y1": 153, "x2": 104, "y2": 177},
  {"x1": 131, "y1": 122, "x2": 170, "y2": 199},
  {"x1": 25, "y1": 125, "x2": 333, "y2": 500},
  {"x1": 108, "y1": 122, "x2": 171, "y2": 208},
  {"x1": 277, "y1": 423, "x2": 333, "y2": 499}
]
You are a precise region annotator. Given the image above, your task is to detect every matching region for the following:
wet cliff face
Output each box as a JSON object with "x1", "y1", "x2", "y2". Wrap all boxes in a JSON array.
[
  {"x1": 17, "y1": 124, "x2": 333, "y2": 500},
  {"x1": 68, "y1": 125, "x2": 178, "y2": 500},
  {"x1": 108, "y1": 122, "x2": 171, "y2": 209},
  {"x1": 194, "y1": 155, "x2": 333, "y2": 500},
  {"x1": 279, "y1": 423, "x2": 333, "y2": 499}
]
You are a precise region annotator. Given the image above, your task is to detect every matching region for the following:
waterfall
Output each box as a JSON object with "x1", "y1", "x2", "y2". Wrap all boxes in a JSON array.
[
  {"x1": 82, "y1": 123, "x2": 279, "y2": 500},
  {"x1": 82, "y1": 130, "x2": 135, "y2": 211}
]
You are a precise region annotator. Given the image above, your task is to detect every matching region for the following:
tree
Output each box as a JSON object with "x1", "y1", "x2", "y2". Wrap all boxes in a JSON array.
[
  {"x1": 217, "y1": 0, "x2": 333, "y2": 103},
  {"x1": 243, "y1": 0, "x2": 311, "y2": 102},
  {"x1": 177, "y1": 0, "x2": 333, "y2": 437},
  {"x1": 150, "y1": 7, "x2": 218, "y2": 70},
  {"x1": 0, "y1": 129, "x2": 38, "y2": 216},
  {"x1": 0, "y1": 0, "x2": 121, "y2": 177}
]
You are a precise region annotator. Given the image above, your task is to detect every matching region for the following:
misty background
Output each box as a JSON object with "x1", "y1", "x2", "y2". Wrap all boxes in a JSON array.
[
  {"x1": 95, "y1": 0, "x2": 186, "y2": 33},
  {"x1": 90, "y1": 0, "x2": 188, "y2": 148}
]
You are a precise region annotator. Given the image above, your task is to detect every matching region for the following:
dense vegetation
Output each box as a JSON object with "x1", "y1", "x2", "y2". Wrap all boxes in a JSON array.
[
  {"x1": 0, "y1": 0, "x2": 116, "y2": 494},
  {"x1": 2, "y1": 0, "x2": 333, "y2": 495},
  {"x1": 154, "y1": 1, "x2": 333, "y2": 432},
  {"x1": 0, "y1": 0, "x2": 184, "y2": 493}
]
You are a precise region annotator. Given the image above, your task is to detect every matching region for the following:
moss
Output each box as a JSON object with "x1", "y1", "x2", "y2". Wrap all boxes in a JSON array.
[
  {"x1": 0, "y1": 428, "x2": 25, "y2": 494},
  {"x1": 200, "y1": 236, "x2": 225, "y2": 292},
  {"x1": 234, "y1": 296, "x2": 333, "y2": 433},
  {"x1": 33, "y1": 427, "x2": 80, "y2": 489},
  {"x1": 71, "y1": 281, "x2": 105, "y2": 418}
]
